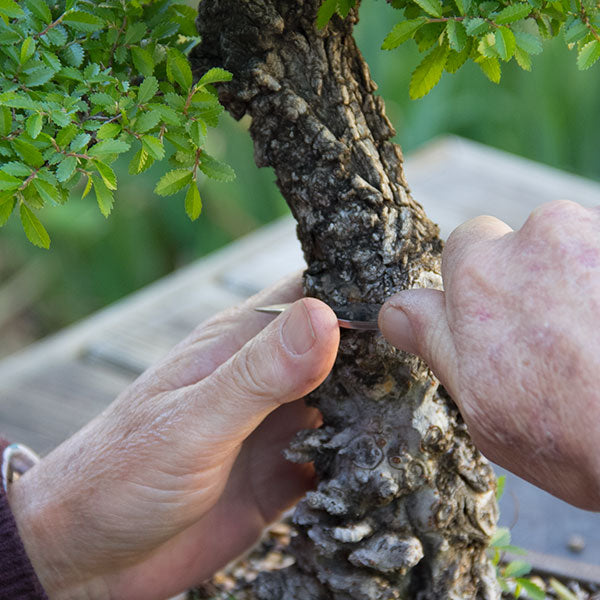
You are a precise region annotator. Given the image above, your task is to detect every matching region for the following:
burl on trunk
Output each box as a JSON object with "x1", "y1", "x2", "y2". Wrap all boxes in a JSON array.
[{"x1": 191, "y1": 2, "x2": 500, "y2": 598}]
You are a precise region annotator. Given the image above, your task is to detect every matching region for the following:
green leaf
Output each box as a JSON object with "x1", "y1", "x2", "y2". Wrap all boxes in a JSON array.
[
  {"x1": 549, "y1": 578, "x2": 578, "y2": 600},
  {"x1": 1, "y1": 162, "x2": 30, "y2": 177},
  {"x1": 337, "y1": 0, "x2": 356, "y2": 17},
  {"x1": 577, "y1": 40, "x2": 600, "y2": 70},
  {"x1": 70, "y1": 133, "x2": 91, "y2": 152},
  {"x1": 134, "y1": 111, "x2": 161, "y2": 134},
  {"x1": 137, "y1": 76, "x2": 159, "y2": 104},
  {"x1": 56, "y1": 155, "x2": 77, "y2": 182},
  {"x1": 89, "y1": 92, "x2": 115, "y2": 107},
  {"x1": 199, "y1": 153, "x2": 236, "y2": 182},
  {"x1": 316, "y1": 0, "x2": 337, "y2": 28},
  {"x1": 88, "y1": 139, "x2": 130, "y2": 159},
  {"x1": 12, "y1": 139, "x2": 44, "y2": 168},
  {"x1": 495, "y1": 475, "x2": 506, "y2": 501},
  {"x1": 189, "y1": 120, "x2": 206, "y2": 147},
  {"x1": 477, "y1": 56, "x2": 502, "y2": 82},
  {"x1": 494, "y1": 3, "x2": 532, "y2": 24},
  {"x1": 26, "y1": 113, "x2": 43, "y2": 139},
  {"x1": 514, "y1": 31, "x2": 543, "y2": 54},
  {"x1": 33, "y1": 178, "x2": 59, "y2": 204},
  {"x1": 382, "y1": 18, "x2": 427, "y2": 49},
  {"x1": 446, "y1": 21, "x2": 468, "y2": 52},
  {"x1": 409, "y1": 43, "x2": 450, "y2": 99},
  {"x1": 0, "y1": 0, "x2": 25, "y2": 19},
  {"x1": 20, "y1": 204, "x2": 50, "y2": 249},
  {"x1": 0, "y1": 195, "x2": 16, "y2": 227},
  {"x1": 94, "y1": 160, "x2": 117, "y2": 190},
  {"x1": 465, "y1": 17, "x2": 489, "y2": 35},
  {"x1": 131, "y1": 46, "x2": 154, "y2": 78},
  {"x1": 0, "y1": 106, "x2": 11, "y2": 137},
  {"x1": 446, "y1": 46, "x2": 470, "y2": 73},
  {"x1": 24, "y1": 0, "x2": 52, "y2": 23},
  {"x1": 96, "y1": 122, "x2": 121, "y2": 140},
  {"x1": 141, "y1": 135, "x2": 164, "y2": 160},
  {"x1": 56, "y1": 124, "x2": 78, "y2": 148},
  {"x1": 61, "y1": 43, "x2": 84, "y2": 67},
  {"x1": 62, "y1": 10, "x2": 104, "y2": 33},
  {"x1": 20, "y1": 37, "x2": 36, "y2": 65},
  {"x1": 23, "y1": 66, "x2": 55, "y2": 87},
  {"x1": 414, "y1": 0, "x2": 443, "y2": 17},
  {"x1": 199, "y1": 67, "x2": 233, "y2": 86},
  {"x1": 92, "y1": 174, "x2": 114, "y2": 217},
  {"x1": 503, "y1": 560, "x2": 531, "y2": 578},
  {"x1": 128, "y1": 148, "x2": 151, "y2": 175},
  {"x1": 489, "y1": 527, "x2": 510, "y2": 547},
  {"x1": 185, "y1": 183, "x2": 202, "y2": 220},
  {"x1": 515, "y1": 579, "x2": 545, "y2": 600},
  {"x1": 0, "y1": 170, "x2": 21, "y2": 191},
  {"x1": 564, "y1": 20, "x2": 589, "y2": 44},
  {"x1": 514, "y1": 47, "x2": 532, "y2": 70},
  {"x1": 495, "y1": 27, "x2": 516, "y2": 60},
  {"x1": 166, "y1": 47, "x2": 193, "y2": 90},
  {"x1": 154, "y1": 168, "x2": 193, "y2": 196}
]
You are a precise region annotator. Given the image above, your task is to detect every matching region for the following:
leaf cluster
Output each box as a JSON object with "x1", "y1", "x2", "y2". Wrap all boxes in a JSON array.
[
  {"x1": 319, "y1": 0, "x2": 600, "y2": 99},
  {"x1": 0, "y1": 0, "x2": 233, "y2": 248}
]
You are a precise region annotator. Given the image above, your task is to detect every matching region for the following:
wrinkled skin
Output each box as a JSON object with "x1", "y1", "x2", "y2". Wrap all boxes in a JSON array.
[
  {"x1": 9, "y1": 275, "x2": 340, "y2": 600},
  {"x1": 380, "y1": 200, "x2": 600, "y2": 511}
]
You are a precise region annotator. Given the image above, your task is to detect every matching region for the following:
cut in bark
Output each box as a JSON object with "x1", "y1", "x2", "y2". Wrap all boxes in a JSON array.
[{"x1": 191, "y1": 2, "x2": 500, "y2": 598}]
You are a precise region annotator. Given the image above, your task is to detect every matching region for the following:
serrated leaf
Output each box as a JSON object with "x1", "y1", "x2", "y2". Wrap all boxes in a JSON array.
[
  {"x1": 446, "y1": 45, "x2": 470, "y2": 72},
  {"x1": 478, "y1": 56, "x2": 502, "y2": 82},
  {"x1": 199, "y1": 67, "x2": 233, "y2": 86},
  {"x1": 88, "y1": 139, "x2": 130, "y2": 159},
  {"x1": 0, "y1": 0, "x2": 25, "y2": 18},
  {"x1": 96, "y1": 122, "x2": 121, "y2": 140},
  {"x1": 20, "y1": 204, "x2": 50, "y2": 248},
  {"x1": 154, "y1": 168, "x2": 193, "y2": 196},
  {"x1": 1, "y1": 162, "x2": 30, "y2": 177},
  {"x1": 495, "y1": 27, "x2": 516, "y2": 60},
  {"x1": 92, "y1": 174, "x2": 114, "y2": 217},
  {"x1": 577, "y1": 40, "x2": 600, "y2": 70},
  {"x1": 0, "y1": 170, "x2": 21, "y2": 191},
  {"x1": 141, "y1": 135, "x2": 164, "y2": 160},
  {"x1": 81, "y1": 175, "x2": 92, "y2": 198},
  {"x1": 125, "y1": 22, "x2": 147, "y2": 45},
  {"x1": 0, "y1": 195, "x2": 16, "y2": 227},
  {"x1": 44, "y1": 25, "x2": 67, "y2": 47},
  {"x1": 199, "y1": 153, "x2": 236, "y2": 182},
  {"x1": 152, "y1": 104, "x2": 181, "y2": 126},
  {"x1": 549, "y1": 578, "x2": 578, "y2": 600},
  {"x1": 56, "y1": 124, "x2": 78, "y2": 148},
  {"x1": 12, "y1": 139, "x2": 44, "y2": 168},
  {"x1": 56, "y1": 155, "x2": 77, "y2": 182},
  {"x1": 26, "y1": 113, "x2": 43, "y2": 139},
  {"x1": 337, "y1": 0, "x2": 356, "y2": 17},
  {"x1": 131, "y1": 46, "x2": 154, "y2": 78},
  {"x1": 62, "y1": 10, "x2": 104, "y2": 33},
  {"x1": 94, "y1": 160, "x2": 116, "y2": 190},
  {"x1": 0, "y1": 106, "x2": 11, "y2": 137},
  {"x1": 134, "y1": 110, "x2": 161, "y2": 134},
  {"x1": 137, "y1": 76, "x2": 159, "y2": 104},
  {"x1": 90, "y1": 92, "x2": 115, "y2": 107},
  {"x1": 414, "y1": 0, "x2": 443, "y2": 17},
  {"x1": 489, "y1": 527, "x2": 511, "y2": 547},
  {"x1": 465, "y1": 17, "x2": 489, "y2": 36},
  {"x1": 166, "y1": 47, "x2": 193, "y2": 90},
  {"x1": 446, "y1": 21, "x2": 468, "y2": 52},
  {"x1": 24, "y1": 0, "x2": 52, "y2": 23},
  {"x1": 185, "y1": 183, "x2": 202, "y2": 220},
  {"x1": 409, "y1": 44, "x2": 450, "y2": 99},
  {"x1": 20, "y1": 37, "x2": 36, "y2": 65},
  {"x1": 316, "y1": 0, "x2": 337, "y2": 28},
  {"x1": 33, "y1": 178, "x2": 59, "y2": 204},
  {"x1": 564, "y1": 20, "x2": 590, "y2": 44},
  {"x1": 382, "y1": 18, "x2": 427, "y2": 49},
  {"x1": 189, "y1": 120, "x2": 206, "y2": 147},
  {"x1": 514, "y1": 47, "x2": 532, "y2": 69},
  {"x1": 514, "y1": 31, "x2": 543, "y2": 54},
  {"x1": 70, "y1": 133, "x2": 91, "y2": 152},
  {"x1": 62, "y1": 43, "x2": 84, "y2": 67},
  {"x1": 23, "y1": 66, "x2": 55, "y2": 87},
  {"x1": 503, "y1": 560, "x2": 531, "y2": 578},
  {"x1": 128, "y1": 148, "x2": 150, "y2": 175},
  {"x1": 515, "y1": 579, "x2": 546, "y2": 600},
  {"x1": 494, "y1": 3, "x2": 532, "y2": 24}
]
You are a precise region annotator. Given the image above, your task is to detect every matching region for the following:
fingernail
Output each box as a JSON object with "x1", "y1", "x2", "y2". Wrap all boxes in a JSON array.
[
  {"x1": 281, "y1": 300, "x2": 316, "y2": 356},
  {"x1": 379, "y1": 302, "x2": 417, "y2": 354}
]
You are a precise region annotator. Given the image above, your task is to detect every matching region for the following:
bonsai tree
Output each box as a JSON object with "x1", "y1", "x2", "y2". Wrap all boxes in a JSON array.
[{"x1": 0, "y1": 0, "x2": 598, "y2": 598}]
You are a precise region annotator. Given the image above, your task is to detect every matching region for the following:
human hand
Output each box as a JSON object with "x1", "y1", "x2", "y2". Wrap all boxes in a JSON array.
[
  {"x1": 9, "y1": 275, "x2": 340, "y2": 600},
  {"x1": 379, "y1": 200, "x2": 600, "y2": 511}
]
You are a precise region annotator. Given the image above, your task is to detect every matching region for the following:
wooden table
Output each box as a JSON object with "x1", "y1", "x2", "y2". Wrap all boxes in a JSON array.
[{"x1": 2, "y1": 136, "x2": 599, "y2": 578}]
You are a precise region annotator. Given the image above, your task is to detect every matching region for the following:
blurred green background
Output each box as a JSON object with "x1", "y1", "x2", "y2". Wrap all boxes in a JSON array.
[{"x1": 1, "y1": 0, "x2": 599, "y2": 356}]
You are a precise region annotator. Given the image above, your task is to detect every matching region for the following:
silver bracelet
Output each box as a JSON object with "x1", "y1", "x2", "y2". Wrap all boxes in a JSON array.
[{"x1": 1, "y1": 443, "x2": 40, "y2": 493}]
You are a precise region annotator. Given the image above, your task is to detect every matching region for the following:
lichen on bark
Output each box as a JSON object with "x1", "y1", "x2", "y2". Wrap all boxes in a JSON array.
[{"x1": 190, "y1": 2, "x2": 501, "y2": 598}]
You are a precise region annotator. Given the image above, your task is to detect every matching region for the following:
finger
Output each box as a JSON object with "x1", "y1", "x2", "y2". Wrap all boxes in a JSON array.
[
  {"x1": 442, "y1": 215, "x2": 513, "y2": 288},
  {"x1": 143, "y1": 272, "x2": 308, "y2": 391},
  {"x1": 187, "y1": 298, "x2": 340, "y2": 445},
  {"x1": 378, "y1": 288, "x2": 459, "y2": 396}
]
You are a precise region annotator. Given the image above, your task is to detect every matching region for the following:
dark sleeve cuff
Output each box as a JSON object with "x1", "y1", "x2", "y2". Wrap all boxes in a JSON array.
[{"x1": 0, "y1": 438, "x2": 49, "y2": 599}]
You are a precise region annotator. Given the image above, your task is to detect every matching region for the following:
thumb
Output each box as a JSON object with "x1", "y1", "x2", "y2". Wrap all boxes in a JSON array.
[
  {"x1": 190, "y1": 298, "x2": 340, "y2": 443},
  {"x1": 378, "y1": 289, "x2": 458, "y2": 394}
]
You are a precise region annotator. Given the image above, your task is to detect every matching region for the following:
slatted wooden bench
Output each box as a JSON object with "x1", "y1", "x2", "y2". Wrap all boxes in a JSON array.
[{"x1": 1, "y1": 135, "x2": 599, "y2": 583}]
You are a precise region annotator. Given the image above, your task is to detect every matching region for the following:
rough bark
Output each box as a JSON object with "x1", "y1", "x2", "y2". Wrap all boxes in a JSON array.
[{"x1": 190, "y1": 3, "x2": 500, "y2": 599}]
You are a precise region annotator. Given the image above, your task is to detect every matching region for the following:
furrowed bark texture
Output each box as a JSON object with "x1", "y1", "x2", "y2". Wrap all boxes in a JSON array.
[{"x1": 191, "y1": 3, "x2": 500, "y2": 599}]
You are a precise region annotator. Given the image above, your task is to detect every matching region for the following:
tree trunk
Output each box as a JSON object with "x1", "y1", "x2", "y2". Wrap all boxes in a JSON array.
[{"x1": 190, "y1": 2, "x2": 500, "y2": 598}]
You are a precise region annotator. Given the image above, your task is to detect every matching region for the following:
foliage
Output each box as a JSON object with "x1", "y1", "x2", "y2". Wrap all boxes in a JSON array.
[
  {"x1": 0, "y1": 0, "x2": 233, "y2": 247},
  {"x1": 319, "y1": 0, "x2": 600, "y2": 98}
]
